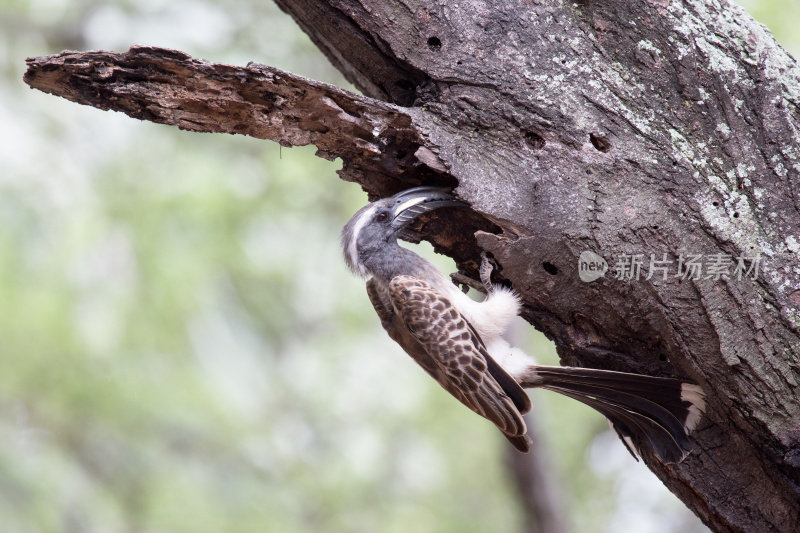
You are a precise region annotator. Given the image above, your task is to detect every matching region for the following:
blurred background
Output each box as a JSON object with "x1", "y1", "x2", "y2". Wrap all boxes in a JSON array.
[{"x1": 0, "y1": 1, "x2": 797, "y2": 532}]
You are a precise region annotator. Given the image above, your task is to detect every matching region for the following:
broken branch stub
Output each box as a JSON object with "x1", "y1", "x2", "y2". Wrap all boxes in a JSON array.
[{"x1": 23, "y1": 45, "x2": 449, "y2": 194}]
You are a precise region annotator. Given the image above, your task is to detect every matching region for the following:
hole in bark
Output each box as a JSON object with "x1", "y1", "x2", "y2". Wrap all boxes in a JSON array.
[
  {"x1": 396, "y1": 79, "x2": 414, "y2": 92},
  {"x1": 659, "y1": 354, "x2": 668, "y2": 361},
  {"x1": 393, "y1": 79, "x2": 418, "y2": 105},
  {"x1": 542, "y1": 262, "x2": 559, "y2": 275},
  {"x1": 712, "y1": 201, "x2": 719, "y2": 207},
  {"x1": 590, "y1": 133, "x2": 611, "y2": 152},
  {"x1": 427, "y1": 36, "x2": 442, "y2": 49},
  {"x1": 734, "y1": 212, "x2": 740, "y2": 218},
  {"x1": 524, "y1": 130, "x2": 546, "y2": 150}
]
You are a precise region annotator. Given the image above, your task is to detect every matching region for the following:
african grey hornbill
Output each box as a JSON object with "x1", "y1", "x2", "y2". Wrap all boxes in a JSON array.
[{"x1": 341, "y1": 186, "x2": 705, "y2": 462}]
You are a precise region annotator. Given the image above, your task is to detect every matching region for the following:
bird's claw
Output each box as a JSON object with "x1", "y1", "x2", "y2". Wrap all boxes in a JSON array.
[
  {"x1": 450, "y1": 253, "x2": 498, "y2": 294},
  {"x1": 479, "y1": 252, "x2": 496, "y2": 291}
]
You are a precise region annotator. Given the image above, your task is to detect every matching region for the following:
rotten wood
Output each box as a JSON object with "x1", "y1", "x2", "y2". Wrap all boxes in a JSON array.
[
  {"x1": 23, "y1": 0, "x2": 800, "y2": 531},
  {"x1": 23, "y1": 46, "x2": 445, "y2": 187}
]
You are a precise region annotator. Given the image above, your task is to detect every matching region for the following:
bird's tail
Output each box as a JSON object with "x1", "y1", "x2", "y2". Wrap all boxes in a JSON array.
[{"x1": 520, "y1": 365, "x2": 705, "y2": 463}]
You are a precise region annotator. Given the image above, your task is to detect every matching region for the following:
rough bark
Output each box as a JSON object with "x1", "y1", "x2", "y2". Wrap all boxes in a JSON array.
[{"x1": 23, "y1": 0, "x2": 800, "y2": 531}]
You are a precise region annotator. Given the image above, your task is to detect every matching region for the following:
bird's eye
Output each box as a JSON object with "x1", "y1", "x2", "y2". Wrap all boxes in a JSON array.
[{"x1": 376, "y1": 212, "x2": 389, "y2": 222}]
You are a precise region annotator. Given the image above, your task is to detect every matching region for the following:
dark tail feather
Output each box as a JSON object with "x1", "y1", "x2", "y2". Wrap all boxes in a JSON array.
[
  {"x1": 547, "y1": 385, "x2": 688, "y2": 462},
  {"x1": 522, "y1": 366, "x2": 706, "y2": 463}
]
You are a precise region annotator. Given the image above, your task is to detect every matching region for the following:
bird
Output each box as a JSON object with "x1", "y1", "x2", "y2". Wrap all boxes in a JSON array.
[{"x1": 341, "y1": 185, "x2": 705, "y2": 462}]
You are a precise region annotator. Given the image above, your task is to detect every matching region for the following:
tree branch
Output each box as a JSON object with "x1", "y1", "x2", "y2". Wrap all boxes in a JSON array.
[{"x1": 24, "y1": 46, "x2": 447, "y2": 188}]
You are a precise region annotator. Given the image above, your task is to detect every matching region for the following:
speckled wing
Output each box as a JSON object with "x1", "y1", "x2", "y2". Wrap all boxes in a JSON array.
[
  {"x1": 366, "y1": 278, "x2": 395, "y2": 330},
  {"x1": 383, "y1": 275, "x2": 532, "y2": 452}
]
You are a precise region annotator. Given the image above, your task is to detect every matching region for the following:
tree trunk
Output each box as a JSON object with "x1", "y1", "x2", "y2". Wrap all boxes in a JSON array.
[
  {"x1": 23, "y1": 0, "x2": 800, "y2": 531},
  {"x1": 506, "y1": 411, "x2": 570, "y2": 533}
]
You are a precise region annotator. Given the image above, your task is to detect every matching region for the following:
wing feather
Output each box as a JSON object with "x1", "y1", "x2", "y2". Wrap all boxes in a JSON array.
[
  {"x1": 387, "y1": 275, "x2": 530, "y2": 449},
  {"x1": 366, "y1": 278, "x2": 395, "y2": 330}
]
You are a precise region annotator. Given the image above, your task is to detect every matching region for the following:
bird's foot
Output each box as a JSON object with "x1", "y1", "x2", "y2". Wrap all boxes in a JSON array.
[
  {"x1": 450, "y1": 252, "x2": 498, "y2": 294},
  {"x1": 479, "y1": 252, "x2": 496, "y2": 291}
]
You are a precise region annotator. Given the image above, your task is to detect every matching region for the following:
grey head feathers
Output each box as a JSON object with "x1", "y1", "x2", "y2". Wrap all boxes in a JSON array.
[
  {"x1": 341, "y1": 203, "x2": 377, "y2": 277},
  {"x1": 341, "y1": 187, "x2": 467, "y2": 279}
]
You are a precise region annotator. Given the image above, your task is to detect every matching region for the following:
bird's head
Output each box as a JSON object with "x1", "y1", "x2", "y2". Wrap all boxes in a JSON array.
[{"x1": 341, "y1": 186, "x2": 467, "y2": 277}]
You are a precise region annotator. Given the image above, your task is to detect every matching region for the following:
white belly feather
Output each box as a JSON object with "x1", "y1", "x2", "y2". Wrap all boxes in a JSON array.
[{"x1": 439, "y1": 282, "x2": 537, "y2": 380}]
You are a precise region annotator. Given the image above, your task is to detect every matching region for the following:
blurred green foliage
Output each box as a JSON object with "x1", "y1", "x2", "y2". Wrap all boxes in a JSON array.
[{"x1": 1, "y1": 1, "x2": 795, "y2": 532}]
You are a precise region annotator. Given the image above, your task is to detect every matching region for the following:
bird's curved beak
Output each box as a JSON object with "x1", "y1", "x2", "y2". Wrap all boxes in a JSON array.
[{"x1": 389, "y1": 186, "x2": 468, "y2": 229}]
